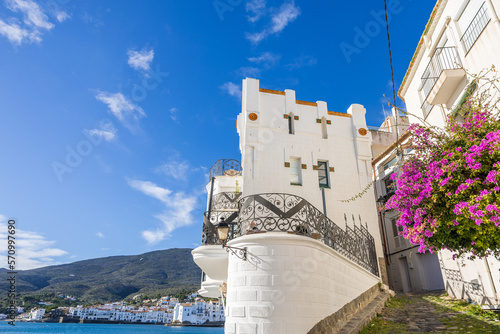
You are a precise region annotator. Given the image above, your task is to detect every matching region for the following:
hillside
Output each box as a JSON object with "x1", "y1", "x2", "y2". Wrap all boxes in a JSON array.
[{"x1": 0, "y1": 248, "x2": 201, "y2": 304}]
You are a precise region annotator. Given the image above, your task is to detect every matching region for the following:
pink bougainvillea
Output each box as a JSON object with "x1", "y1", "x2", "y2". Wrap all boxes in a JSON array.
[{"x1": 385, "y1": 103, "x2": 500, "y2": 259}]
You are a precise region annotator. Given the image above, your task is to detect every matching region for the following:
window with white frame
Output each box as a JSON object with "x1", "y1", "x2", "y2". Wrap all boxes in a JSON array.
[{"x1": 290, "y1": 157, "x2": 302, "y2": 185}]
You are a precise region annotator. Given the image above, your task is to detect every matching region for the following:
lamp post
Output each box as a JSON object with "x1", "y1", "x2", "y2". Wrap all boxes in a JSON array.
[{"x1": 216, "y1": 217, "x2": 247, "y2": 261}]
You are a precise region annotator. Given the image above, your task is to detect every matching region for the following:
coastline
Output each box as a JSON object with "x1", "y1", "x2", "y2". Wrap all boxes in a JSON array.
[{"x1": 6, "y1": 318, "x2": 224, "y2": 327}]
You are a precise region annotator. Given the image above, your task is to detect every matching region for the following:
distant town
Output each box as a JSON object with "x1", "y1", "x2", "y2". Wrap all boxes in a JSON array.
[{"x1": 0, "y1": 293, "x2": 225, "y2": 326}]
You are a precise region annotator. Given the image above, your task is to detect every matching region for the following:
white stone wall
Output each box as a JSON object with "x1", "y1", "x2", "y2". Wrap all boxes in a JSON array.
[
  {"x1": 224, "y1": 233, "x2": 380, "y2": 334},
  {"x1": 439, "y1": 250, "x2": 500, "y2": 304}
]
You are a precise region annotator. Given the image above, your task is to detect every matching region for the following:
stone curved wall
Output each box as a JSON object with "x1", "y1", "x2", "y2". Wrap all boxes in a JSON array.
[{"x1": 224, "y1": 233, "x2": 380, "y2": 334}]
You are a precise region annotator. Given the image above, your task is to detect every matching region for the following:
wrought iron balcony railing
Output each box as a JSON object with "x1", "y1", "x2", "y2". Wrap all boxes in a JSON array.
[
  {"x1": 461, "y1": 3, "x2": 490, "y2": 54},
  {"x1": 420, "y1": 47, "x2": 462, "y2": 102},
  {"x1": 201, "y1": 193, "x2": 379, "y2": 276},
  {"x1": 421, "y1": 100, "x2": 433, "y2": 119},
  {"x1": 210, "y1": 191, "x2": 242, "y2": 211},
  {"x1": 208, "y1": 159, "x2": 242, "y2": 180}
]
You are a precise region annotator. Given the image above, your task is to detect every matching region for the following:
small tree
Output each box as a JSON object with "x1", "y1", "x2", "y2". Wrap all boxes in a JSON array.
[{"x1": 386, "y1": 69, "x2": 500, "y2": 259}]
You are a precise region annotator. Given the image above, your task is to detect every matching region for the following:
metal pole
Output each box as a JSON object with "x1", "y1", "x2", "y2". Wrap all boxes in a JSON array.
[
  {"x1": 321, "y1": 187, "x2": 327, "y2": 217},
  {"x1": 321, "y1": 188, "x2": 329, "y2": 245},
  {"x1": 207, "y1": 177, "x2": 215, "y2": 223}
]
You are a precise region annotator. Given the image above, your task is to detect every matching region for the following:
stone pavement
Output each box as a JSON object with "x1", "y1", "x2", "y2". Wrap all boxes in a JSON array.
[
  {"x1": 362, "y1": 291, "x2": 500, "y2": 333},
  {"x1": 380, "y1": 292, "x2": 452, "y2": 332}
]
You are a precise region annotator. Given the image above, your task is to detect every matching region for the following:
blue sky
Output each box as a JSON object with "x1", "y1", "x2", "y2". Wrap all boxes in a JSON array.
[{"x1": 0, "y1": 0, "x2": 436, "y2": 269}]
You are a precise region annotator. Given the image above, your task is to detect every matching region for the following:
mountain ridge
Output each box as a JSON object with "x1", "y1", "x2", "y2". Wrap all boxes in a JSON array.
[{"x1": 0, "y1": 248, "x2": 201, "y2": 304}]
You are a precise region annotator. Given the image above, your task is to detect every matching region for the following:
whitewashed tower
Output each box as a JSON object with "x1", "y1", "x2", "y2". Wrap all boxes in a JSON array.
[{"x1": 193, "y1": 78, "x2": 384, "y2": 334}]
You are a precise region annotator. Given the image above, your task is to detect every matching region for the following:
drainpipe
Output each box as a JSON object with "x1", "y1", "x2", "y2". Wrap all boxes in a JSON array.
[
  {"x1": 484, "y1": 257, "x2": 500, "y2": 304},
  {"x1": 373, "y1": 164, "x2": 390, "y2": 267}
]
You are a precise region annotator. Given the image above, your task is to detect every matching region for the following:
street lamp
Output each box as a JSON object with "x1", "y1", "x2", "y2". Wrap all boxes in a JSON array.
[
  {"x1": 216, "y1": 217, "x2": 230, "y2": 244},
  {"x1": 216, "y1": 217, "x2": 247, "y2": 261}
]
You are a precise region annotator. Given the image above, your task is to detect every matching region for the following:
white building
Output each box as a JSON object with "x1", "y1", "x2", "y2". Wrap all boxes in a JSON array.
[
  {"x1": 28, "y1": 308, "x2": 45, "y2": 321},
  {"x1": 193, "y1": 78, "x2": 387, "y2": 333},
  {"x1": 398, "y1": 0, "x2": 500, "y2": 305},
  {"x1": 371, "y1": 110, "x2": 445, "y2": 293}
]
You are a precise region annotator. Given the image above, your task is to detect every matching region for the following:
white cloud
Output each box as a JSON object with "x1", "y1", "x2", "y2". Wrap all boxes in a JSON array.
[
  {"x1": 285, "y1": 55, "x2": 317, "y2": 70},
  {"x1": 169, "y1": 107, "x2": 178, "y2": 121},
  {"x1": 245, "y1": 30, "x2": 267, "y2": 45},
  {"x1": 237, "y1": 66, "x2": 261, "y2": 78},
  {"x1": 0, "y1": 218, "x2": 68, "y2": 270},
  {"x1": 269, "y1": 1, "x2": 300, "y2": 34},
  {"x1": 55, "y1": 11, "x2": 70, "y2": 23},
  {"x1": 127, "y1": 48, "x2": 154, "y2": 72},
  {"x1": 127, "y1": 180, "x2": 198, "y2": 244},
  {"x1": 246, "y1": 0, "x2": 266, "y2": 23},
  {"x1": 246, "y1": 1, "x2": 300, "y2": 45},
  {"x1": 0, "y1": 18, "x2": 36, "y2": 44},
  {"x1": 95, "y1": 92, "x2": 145, "y2": 130},
  {"x1": 248, "y1": 52, "x2": 280, "y2": 66},
  {"x1": 220, "y1": 82, "x2": 242, "y2": 99},
  {"x1": 7, "y1": 0, "x2": 54, "y2": 30},
  {"x1": 96, "y1": 232, "x2": 104, "y2": 238},
  {"x1": 0, "y1": 0, "x2": 69, "y2": 45},
  {"x1": 155, "y1": 160, "x2": 191, "y2": 180},
  {"x1": 86, "y1": 121, "x2": 117, "y2": 142}
]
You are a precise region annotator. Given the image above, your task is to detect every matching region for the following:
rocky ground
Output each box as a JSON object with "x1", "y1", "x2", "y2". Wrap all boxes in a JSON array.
[{"x1": 361, "y1": 291, "x2": 500, "y2": 333}]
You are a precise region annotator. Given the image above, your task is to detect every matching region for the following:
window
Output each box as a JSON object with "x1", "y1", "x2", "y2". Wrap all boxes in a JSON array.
[
  {"x1": 383, "y1": 156, "x2": 397, "y2": 170},
  {"x1": 391, "y1": 218, "x2": 403, "y2": 237},
  {"x1": 384, "y1": 176, "x2": 395, "y2": 195},
  {"x1": 290, "y1": 157, "x2": 302, "y2": 185},
  {"x1": 459, "y1": 2, "x2": 490, "y2": 53},
  {"x1": 317, "y1": 161, "x2": 329, "y2": 187},
  {"x1": 288, "y1": 113, "x2": 295, "y2": 134}
]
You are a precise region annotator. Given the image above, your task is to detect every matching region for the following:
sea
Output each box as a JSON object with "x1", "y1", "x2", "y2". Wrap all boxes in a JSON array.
[{"x1": 0, "y1": 322, "x2": 225, "y2": 333}]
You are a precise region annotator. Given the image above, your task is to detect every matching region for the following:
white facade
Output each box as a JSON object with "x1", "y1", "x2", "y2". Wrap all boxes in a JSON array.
[
  {"x1": 173, "y1": 301, "x2": 225, "y2": 325},
  {"x1": 399, "y1": 0, "x2": 500, "y2": 304},
  {"x1": 193, "y1": 78, "x2": 387, "y2": 334},
  {"x1": 400, "y1": 0, "x2": 500, "y2": 127},
  {"x1": 372, "y1": 125, "x2": 445, "y2": 293},
  {"x1": 28, "y1": 308, "x2": 45, "y2": 321}
]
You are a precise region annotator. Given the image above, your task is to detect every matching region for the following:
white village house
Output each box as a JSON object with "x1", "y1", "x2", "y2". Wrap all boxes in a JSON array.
[
  {"x1": 398, "y1": 0, "x2": 500, "y2": 305},
  {"x1": 372, "y1": 110, "x2": 445, "y2": 293}
]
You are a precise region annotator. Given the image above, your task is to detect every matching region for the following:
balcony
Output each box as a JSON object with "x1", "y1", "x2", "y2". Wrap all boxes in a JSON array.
[
  {"x1": 421, "y1": 47, "x2": 465, "y2": 105},
  {"x1": 209, "y1": 159, "x2": 242, "y2": 179},
  {"x1": 201, "y1": 193, "x2": 380, "y2": 276},
  {"x1": 461, "y1": 3, "x2": 491, "y2": 54}
]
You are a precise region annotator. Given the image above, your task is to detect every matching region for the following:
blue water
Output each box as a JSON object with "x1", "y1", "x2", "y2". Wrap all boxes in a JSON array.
[{"x1": 0, "y1": 322, "x2": 225, "y2": 333}]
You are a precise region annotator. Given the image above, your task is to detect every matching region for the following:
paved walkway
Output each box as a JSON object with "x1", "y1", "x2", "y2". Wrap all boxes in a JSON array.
[{"x1": 362, "y1": 291, "x2": 500, "y2": 333}]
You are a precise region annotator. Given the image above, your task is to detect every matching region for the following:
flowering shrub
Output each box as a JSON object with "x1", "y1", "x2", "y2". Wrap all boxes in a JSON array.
[{"x1": 385, "y1": 91, "x2": 500, "y2": 259}]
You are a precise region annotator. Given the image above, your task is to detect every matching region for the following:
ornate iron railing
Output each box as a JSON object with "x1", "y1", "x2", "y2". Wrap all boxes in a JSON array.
[
  {"x1": 210, "y1": 191, "x2": 242, "y2": 211},
  {"x1": 461, "y1": 3, "x2": 490, "y2": 54},
  {"x1": 209, "y1": 159, "x2": 242, "y2": 180},
  {"x1": 420, "y1": 47, "x2": 462, "y2": 102},
  {"x1": 201, "y1": 192, "x2": 379, "y2": 276}
]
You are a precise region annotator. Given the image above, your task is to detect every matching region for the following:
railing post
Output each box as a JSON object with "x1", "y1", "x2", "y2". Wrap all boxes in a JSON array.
[{"x1": 207, "y1": 177, "x2": 215, "y2": 224}]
